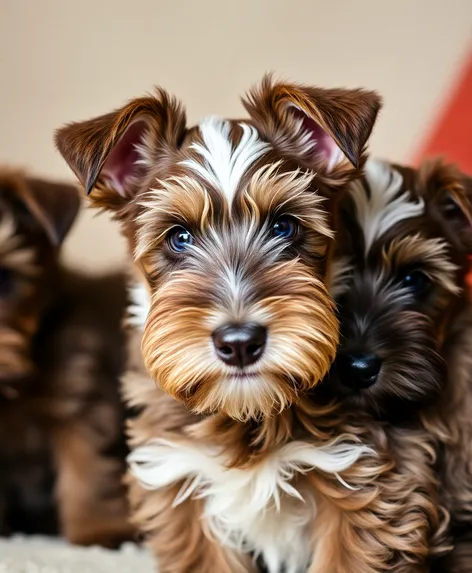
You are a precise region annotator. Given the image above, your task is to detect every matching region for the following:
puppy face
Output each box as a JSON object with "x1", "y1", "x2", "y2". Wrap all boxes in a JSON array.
[
  {"x1": 0, "y1": 170, "x2": 79, "y2": 393},
  {"x1": 326, "y1": 159, "x2": 472, "y2": 419},
  {"x1": 56, "y1": 76, "x2": 381, "y2": 420}
]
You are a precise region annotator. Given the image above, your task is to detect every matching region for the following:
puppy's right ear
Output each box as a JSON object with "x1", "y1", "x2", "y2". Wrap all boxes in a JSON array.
[
  {"x1": 243, "y1": 74, "x2": 382, "y2": 186},
  {"x1": 55, "y1": 89, "x2": 186, "y2": 212}
]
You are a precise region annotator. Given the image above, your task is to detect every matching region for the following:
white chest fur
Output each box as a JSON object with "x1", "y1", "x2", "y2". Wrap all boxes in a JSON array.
[{"x1": 129, "y1": 437, "x2": 370, "y2": 572}]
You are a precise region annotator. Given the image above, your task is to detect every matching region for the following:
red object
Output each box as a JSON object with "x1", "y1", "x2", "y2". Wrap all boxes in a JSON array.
[
  {"x1": 414, "y1": 50, "x2": 472, "y2": 288},
  {"x1": 415, "y1": 51, "x2": 472, "y2": 173}
]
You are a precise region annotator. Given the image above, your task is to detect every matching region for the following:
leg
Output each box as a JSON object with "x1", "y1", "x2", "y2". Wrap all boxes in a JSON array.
[
  {"x1": 306, "y1": 427, "x2": 446, "y2": 573},
  {"x1": 307, "y1": 495, "x2": 430, "y2": 573},
  {"x1": 53, "y1": 422, "x2": 134, "y2": 548}
]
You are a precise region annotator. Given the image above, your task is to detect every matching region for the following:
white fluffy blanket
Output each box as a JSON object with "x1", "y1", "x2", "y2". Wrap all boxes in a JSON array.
[{"x1": 0, "y1": 536, "x2": 154, "y2": 572}]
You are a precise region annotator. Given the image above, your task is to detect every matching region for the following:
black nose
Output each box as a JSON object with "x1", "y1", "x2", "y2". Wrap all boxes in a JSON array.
[
  {"x1": 212, "y1": 323, "x2": 267, "y2": 368},
  {"x1": 336, "y1": 353, "x2": 381, "y2": 389}
]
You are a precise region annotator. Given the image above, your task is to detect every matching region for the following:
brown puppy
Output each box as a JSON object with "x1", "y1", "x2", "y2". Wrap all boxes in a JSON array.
[
  {"x1": 0, "y1": 168, "x2": 132, "y2": 547},
  {"x1": 325, "y1": 157, "x2": 472, "y2": 572},
  {"x1": 56, "y1": 77, "x2": 444, "y2": 572}
]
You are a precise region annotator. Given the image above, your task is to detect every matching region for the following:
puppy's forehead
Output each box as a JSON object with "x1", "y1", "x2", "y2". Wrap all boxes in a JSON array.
[
  {"x1": 178, "y1": 116, "x2": 270, "y2": 207},
  {"x1": 145, "y1": 115, "x2": 327, "y2": 235},
  {"x1": 332, "y1": 161, "x2": 459, "y2": 294},
  {"x1": 348, "y1": 159, "x2": 425, "y2": 256}
]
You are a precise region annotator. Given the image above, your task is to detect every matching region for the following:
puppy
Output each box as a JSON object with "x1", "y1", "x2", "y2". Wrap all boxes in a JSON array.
[
  {"x1": 56, "y1": 76, "x2": 441, "y2": 572},
  {"x1": 325, "y1": 157, "x2": 472, "y2": 571},
  {"x1": 0, "y1": 168, "x2": 132, "y2": 547}
]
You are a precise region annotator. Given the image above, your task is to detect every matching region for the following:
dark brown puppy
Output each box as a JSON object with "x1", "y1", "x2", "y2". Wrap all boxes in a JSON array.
[
  {"x1": 325, "y1": 157, "x2": 472, "y2": 572},
  {"x1": 0, "y1": 168, "x2": 132, "y2": 547}
]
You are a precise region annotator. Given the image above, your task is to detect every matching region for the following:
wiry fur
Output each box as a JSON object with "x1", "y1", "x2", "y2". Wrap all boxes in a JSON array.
[
  {"x1": 138, "y1": 160, "x2": 337, "y2": 421},
  {"x1": 324, "y1": 157, "x2": 472, "y2": 571},
  {"x1": 0, "y1": 168, "x2": 133, "y2": 547},
  {"x1": 53, "y1": 76, "x2": 441, "y2": 572}
]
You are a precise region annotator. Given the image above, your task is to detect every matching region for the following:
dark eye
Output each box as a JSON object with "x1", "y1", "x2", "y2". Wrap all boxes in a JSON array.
[
  {"x1": 443, "y1": 197, "x2": 462, "y2": 217},
  {"x1": 167, "y1": 226, "x2": 194, "y2": 253},
  {"x1": 0, "y1": 267, "x2": 12, "y2": 297},
  {"x1": 272, "y1": 216, "x2": 298, "y2": 239},
  {"x1": 400, "y1": 270, "x2": 432, "y2": 297}
]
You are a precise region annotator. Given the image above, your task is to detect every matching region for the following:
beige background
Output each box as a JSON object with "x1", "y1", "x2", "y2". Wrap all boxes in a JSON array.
[{"x1": 1, "y1": 0, "x2": 471, "y2": 272}]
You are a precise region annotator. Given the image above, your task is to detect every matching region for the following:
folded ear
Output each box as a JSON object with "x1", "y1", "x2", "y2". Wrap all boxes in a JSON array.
[
  {"x1": 419, "y1": 158, "x2": 472, "y2": 253},
  {"x1": 55, "y1": 88, "x2": 187, "y2": 211},
  {"x1": 0, "y1": 169, "x2": 80, "y2": 246},
  {"x1": 242, "y1": 75, "x2": 382, "y2": 184}
]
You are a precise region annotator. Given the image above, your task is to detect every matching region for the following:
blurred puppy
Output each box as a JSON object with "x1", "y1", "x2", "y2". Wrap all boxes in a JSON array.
[
  {"x1": 325, "y1": 158, "x2": 472, "y2": 571},
  {"x1": 0, "y1": 168, "x2": 132, "y2": 547},
  {"x1": 57, "y1": 76, "x2": 453, "y2": 572}
]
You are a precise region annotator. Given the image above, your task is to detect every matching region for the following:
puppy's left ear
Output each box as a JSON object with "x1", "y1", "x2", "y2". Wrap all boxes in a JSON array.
[
  {"x1": 242, "y1": 74, "x2": 382, "y2": 185},
  {"x1": 419, "y1": 158, "x2": 472, "y2": 253},
  {"x1": 0, "y1": 170, "x2": 81, "y2": 246}
]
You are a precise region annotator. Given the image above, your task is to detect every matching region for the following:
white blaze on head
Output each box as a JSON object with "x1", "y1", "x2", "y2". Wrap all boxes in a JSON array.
[
  {"x1": 180, "y1": 116, "x2": 270, "y2": 206},
  {"x1": 350, "y1": 159, "x2": 425, "y2": 255}
]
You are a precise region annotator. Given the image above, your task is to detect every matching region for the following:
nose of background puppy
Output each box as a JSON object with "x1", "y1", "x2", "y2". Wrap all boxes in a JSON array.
[
  {"x1": 212, "y1": 323, "x2": 267, "y2": 368},
  {"x1": 335, "y1": 352, "x2": 382, "y2": 389}
]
